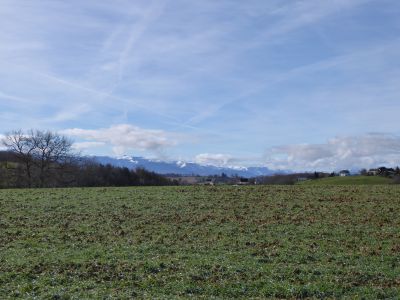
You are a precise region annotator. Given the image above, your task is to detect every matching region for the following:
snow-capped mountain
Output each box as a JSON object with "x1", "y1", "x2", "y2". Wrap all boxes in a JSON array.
[{"x1": 91, "y1": 156, "x2": 277, "y2": 177}]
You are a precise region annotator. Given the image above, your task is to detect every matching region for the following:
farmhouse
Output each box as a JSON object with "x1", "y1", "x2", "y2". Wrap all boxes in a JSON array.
[
  {"x1": 368, "y1": 169, "x2": 379, "y2": 176},
  {"x1": 237, "y1": 177, "x2": 250, "y2": 185},
  {"x1": 339, "y1": 170, "x2": 350, "y2": 177}
]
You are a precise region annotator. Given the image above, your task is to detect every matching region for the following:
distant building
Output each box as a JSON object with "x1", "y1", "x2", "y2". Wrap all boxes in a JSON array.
[
  {"x1": 237, "y1": 177, "x2": 250, "y2": 185},
  {"x1": 339, "y1": 170, "x2": 350, "y2": 177}
]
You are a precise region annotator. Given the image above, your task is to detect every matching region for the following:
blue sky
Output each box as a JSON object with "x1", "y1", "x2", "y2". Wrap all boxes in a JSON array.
[{"x1": 1, "y1": 0, "x2": 400, "y2": 171}]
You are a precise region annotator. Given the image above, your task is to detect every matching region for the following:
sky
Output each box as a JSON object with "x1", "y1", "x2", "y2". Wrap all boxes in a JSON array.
[{"x1": 1, "y1": 0, "x2": 400, "y2": 171}]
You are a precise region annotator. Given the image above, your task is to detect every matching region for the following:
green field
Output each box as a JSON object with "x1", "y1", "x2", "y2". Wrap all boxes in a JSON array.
[
  {"x1": 297, "y1": 175, "x2": 392, "y2": 185},
  {"x1": 1, "y1": 186, "x2": 399, "y2": 299}
]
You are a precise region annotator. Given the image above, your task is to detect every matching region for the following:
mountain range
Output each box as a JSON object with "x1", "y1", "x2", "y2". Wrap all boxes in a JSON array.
[{"x1": 91, "y1": 156, "x2": 278, "y2": 177}]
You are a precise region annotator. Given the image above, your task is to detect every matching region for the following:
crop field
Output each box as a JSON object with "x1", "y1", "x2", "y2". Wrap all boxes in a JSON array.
[{"x1": 1, "y1": 186, "x2": 399, "y2": 299}]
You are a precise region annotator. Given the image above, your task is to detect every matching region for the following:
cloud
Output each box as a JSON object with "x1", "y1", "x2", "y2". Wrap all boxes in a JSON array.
[
  {"x1": 71, "y1": 141, "x2": 106, "y2": 151},
  {"x1": 44, "y1": 103, "x2": 92, "y2": 123},
  {"x1": 265, "y1": 133, "x2": 400, "y2": 171},
  {"x1": 1, "y1": 0, "x2": 399, "y2": 162},
  {"x1": 62, "y1": 124, "x2": 177, "y2": 156},
  {"x1": 256, "y1": 0, "x2": 371, "y2": 42},
  {"x1": 185, "y1": 37, "x2": 400, "y2": 126},
  {"x1": 0, "y1": 90, "x2": 32, "y2": 104},
  {"x1": 195, "y1": 153, "x2": 234, "y2": 167},
  {"x1": 7, "y1": 0, "x2": 367, "y2": 130}
]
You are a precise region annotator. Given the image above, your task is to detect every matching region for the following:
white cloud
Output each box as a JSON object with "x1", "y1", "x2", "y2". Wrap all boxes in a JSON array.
[
  {"x1": 0, "y1": 90, "x2": 33, "y2": 104},
  {"x1": 72, "y1": 141, "x2": 106, "y2": 151},
  {"x1": 266, "y1": 133, "x2": 400, "y2": 171},
  {"x1": 62, "y1": 124, "x2": 177, "y2": 156},
  {"x1": 195, "y1": 153, "x2": 233, "y2": 167},
  {"x1": 44, "y1": 103, "x2": 92, "y2": 123},
  {"x1": 258, "y1": 0, "x2": 371, "y2": 41}
]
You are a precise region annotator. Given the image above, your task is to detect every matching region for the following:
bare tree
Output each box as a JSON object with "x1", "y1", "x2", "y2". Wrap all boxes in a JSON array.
[
  {"x1": 2, "y1": 130, "x2": 36, "y2": 187},
  {"x1": 2, "y1": 129, "x2": 73, "y2": 188},
  {"x1": 31, "y1": 130, "x2": 73, "y2": 187}
]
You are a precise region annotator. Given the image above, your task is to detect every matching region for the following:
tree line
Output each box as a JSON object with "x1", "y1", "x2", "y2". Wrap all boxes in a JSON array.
[{"x1": 0, "y1": 130, "x2": 176, "y2": 188}]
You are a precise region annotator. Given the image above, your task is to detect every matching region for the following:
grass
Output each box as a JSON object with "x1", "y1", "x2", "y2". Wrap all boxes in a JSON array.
[
  {"x1": 297, "y1": 175, "x2": 392, "y2": 185},
  {"x1": 1, "y1": 185, "x2": 399, "y2": 299}
]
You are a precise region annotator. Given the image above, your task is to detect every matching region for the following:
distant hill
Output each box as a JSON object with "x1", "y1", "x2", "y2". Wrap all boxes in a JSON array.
[
  {"x1": 91, "y1": 155, "x2": 278, "y2": 177},
  {"x1": 297, "y1": 176, "x2": 392, "y2": 185}
]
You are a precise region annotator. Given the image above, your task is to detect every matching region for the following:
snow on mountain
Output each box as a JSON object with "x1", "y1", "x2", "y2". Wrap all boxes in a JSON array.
[
  {"x1": 176, "y1": 161, "x2": 187, "y2": 168},
  {"x1": 92, "y1": 156, "x2": 277, "y2": 177}
]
